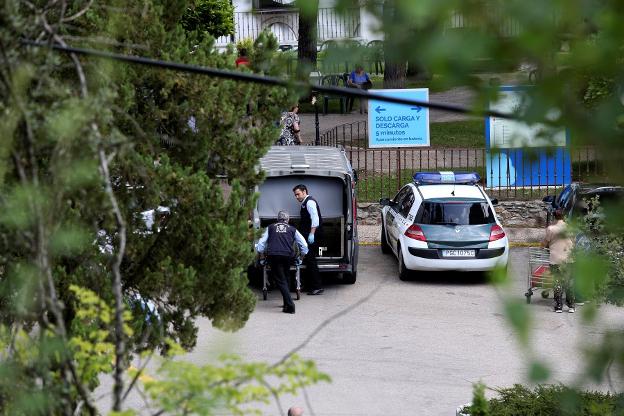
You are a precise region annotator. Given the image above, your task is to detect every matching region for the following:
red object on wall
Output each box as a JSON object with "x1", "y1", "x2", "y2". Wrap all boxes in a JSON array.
[{"x1": 235, "y1": 56, "x2": 250, "y2": 67}]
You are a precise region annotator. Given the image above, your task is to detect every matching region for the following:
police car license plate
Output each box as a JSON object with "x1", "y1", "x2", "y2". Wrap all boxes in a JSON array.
[{"x1": 442, "y1": 249, "x2": 475, "y2": 258}]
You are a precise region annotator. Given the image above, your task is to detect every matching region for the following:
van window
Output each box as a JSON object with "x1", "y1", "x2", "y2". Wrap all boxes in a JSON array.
[{"x1": 417, "y1": 200, "x2": 495, "y2": 225}]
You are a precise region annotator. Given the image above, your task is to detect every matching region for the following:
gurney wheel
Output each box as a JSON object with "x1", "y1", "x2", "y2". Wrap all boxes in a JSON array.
[
  {"x1": 262, "y1": 288, "x2": 268, "y2": 301},
  {"x1": 541, "y1": 290, "x2": 550, "y2": 299},
  {"x1": 296, "y1": 289, "x2": 301, "y2": 300}
]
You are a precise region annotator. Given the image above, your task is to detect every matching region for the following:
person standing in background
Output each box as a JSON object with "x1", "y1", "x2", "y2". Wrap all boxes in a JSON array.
[
  {"x1": 542, "y1": 209, "x2": 575, "y2": 313},
  {"x1": 277, "y1": 105, "x2": 301, "y2": 145}
]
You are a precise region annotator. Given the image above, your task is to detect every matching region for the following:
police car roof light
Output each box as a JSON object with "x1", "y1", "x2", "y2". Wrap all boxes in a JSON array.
[{"x1": 412, "y1": 171, "x2": 481, "y2": 185}]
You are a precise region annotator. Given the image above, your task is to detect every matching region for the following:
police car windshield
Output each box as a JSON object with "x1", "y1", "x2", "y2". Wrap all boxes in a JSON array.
[{"x1": 417, "y1": 200, "x2": 495, "y2": 225}]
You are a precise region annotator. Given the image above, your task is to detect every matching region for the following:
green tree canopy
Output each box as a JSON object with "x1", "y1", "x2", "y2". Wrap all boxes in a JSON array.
[{"x1": 181, "y1": 0, "x2": 235, "y2": 39}]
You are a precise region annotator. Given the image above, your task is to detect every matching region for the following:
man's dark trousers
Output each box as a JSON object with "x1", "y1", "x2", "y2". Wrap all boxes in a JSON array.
[
  {"x1": 268, "y1": 255, "x2": 295, "y2": 309},
  {"x1": 305, "y1": 241, "x2": 322, "y2": 291}
]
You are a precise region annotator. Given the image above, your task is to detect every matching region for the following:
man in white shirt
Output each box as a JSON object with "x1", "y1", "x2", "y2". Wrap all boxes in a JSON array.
[{"x1": 293, "y1": 184, "x2": 324, "y2": 295}]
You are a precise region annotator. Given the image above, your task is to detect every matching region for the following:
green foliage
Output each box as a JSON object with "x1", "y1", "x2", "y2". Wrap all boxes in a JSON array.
[
  {"x1": 0, "y1": 284, "x2": 120, "y2": 414},
  {"x1": 142, "y1": 353, "x2": 330, "y2": 415},
  {"x1": 573, "y1": 197, "x2": 624, "y2": 306},
  {"x1": 462, "y1": 384, "x2": 624, "y2": 416},
  {"x1": 582, "y1": 76, "x2": 614, "y2": 108},
  {"x1": 0, "y1": 285, "x2": 330, "y2": 414},
  {"x1": 528, "y1": 360, "x2": 551, "y2": 383},
  {"x1": 236, "y1": 37, "x2": 254, "y2": 55},
  {"x1": 181, "y1": 0, "x2": 235, "y2": 39},
  {"x1": 468, "y1": 382, "x2": 490, "y2": 416},
  {"x1": 503, "y1": 299, "x2": 531, "y2": 347},
  {"x1": 0, "y1": 0, "x2": 315, "y2": 412},
  {"x1": 1, "y1": 0, "x2": 293, "y2": 353}
]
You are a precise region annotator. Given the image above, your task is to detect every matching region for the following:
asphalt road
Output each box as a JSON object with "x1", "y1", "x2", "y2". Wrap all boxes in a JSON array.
[{"x1": 99, "y1": 246, "x2": 624, "y2": 415}]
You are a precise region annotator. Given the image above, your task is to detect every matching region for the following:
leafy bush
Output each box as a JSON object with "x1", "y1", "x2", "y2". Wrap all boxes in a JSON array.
[
  {"x1": 181, "y1": 0, "x2": 235, "y2": 38},
  {"x1": 462, "y1": 384, "x2": 624, "y2": 415},
  {"x1": 236, "y1": 37, "x2": 254, "y2": 56},
  {"x1": 569, "y1": 196, "x2": 624, "y2": 306},
  {"x1": 582, "y1": 76, "x2": 614, "y2": 108}
]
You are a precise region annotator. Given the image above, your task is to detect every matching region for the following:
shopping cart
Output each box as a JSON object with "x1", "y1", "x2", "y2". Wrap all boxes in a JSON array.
[
  {"x1": 525, "y1": 247, "x2": 552, "y2": 304},
  {"x1": 261, "y1": 259, "x2": 302, "y2": 301}
]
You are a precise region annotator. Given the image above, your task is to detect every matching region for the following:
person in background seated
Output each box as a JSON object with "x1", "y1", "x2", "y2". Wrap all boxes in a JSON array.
[
  {"x1": 347, "y1": 65, "x2": 372, "y2": 113},
  {"x1": 542, "y1": 209, "x2": 575, "y2": 313}
]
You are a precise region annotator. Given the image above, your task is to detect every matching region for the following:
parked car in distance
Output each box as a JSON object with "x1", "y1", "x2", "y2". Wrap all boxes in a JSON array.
[
  {"x1": 380, "y1": 171, "x2": 509, "y2": 280},
  {"x1": 542, "y1": 183, "x2": 624, "y2": 225}
]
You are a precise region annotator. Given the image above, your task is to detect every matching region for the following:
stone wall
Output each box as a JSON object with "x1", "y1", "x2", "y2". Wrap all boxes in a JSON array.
[{"x1": 357, "y1": 200, "x2": 549, "y2": 228}]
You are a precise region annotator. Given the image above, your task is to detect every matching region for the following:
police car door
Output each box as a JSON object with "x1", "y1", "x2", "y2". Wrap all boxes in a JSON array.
[{"x1": 387, "y1": 186, "x2": 411, "y2": 251}]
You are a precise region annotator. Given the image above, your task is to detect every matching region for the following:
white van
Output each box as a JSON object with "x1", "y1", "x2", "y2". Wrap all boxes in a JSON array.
[{"x1": 253, "y1": 146, "x2": 359, "y2": 283}]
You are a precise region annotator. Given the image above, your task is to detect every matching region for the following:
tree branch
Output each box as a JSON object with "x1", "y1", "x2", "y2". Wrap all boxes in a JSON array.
[
  {"x1": 260, "y1": 378, "x2": 285, "y2": 416},
  {"x1": 62, "y1": 0, "x2": 94, "y2": 23},
  {"x1": 98, "y1": 145, "x2": 127, "y2": 412}
]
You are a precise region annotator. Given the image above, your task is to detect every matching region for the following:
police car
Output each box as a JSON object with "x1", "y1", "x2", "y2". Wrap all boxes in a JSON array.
[{"x1": 379, "y1": 172, "x2": 509, "y2": 280}]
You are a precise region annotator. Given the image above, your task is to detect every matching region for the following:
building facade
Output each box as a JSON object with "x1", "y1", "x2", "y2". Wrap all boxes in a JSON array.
[{"x1": 216, "y1": 0, "x2": 383, "y2": 47}]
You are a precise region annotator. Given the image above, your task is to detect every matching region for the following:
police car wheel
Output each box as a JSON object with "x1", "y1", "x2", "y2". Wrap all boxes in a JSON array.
[
  {"x1": 398, "y1": 247, "x2": 410, "y2": 281},
  {"x1": 380, "y1": 223, "x2": 391, "y2": 254}
]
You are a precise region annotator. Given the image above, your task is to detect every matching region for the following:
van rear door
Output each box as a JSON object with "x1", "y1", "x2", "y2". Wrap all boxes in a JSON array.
[{"x1": 257, "y1": 175, "x2": 346, "y2": 260}]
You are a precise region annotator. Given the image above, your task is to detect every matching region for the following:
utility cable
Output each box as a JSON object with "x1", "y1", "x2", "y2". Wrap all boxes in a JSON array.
[{"x1": 21, "y1": 39, "x2": 516, "y2": 120}]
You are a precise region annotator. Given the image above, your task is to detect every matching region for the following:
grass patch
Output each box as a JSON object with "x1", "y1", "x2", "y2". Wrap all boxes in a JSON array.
[
  {"x1": 355, "y1": 167, "x2": 565, "y2": 202},
  {"x1": 356, "y1": 167, "x2": 487, "y2": 201},
  {"x1": 317, "y1": 120, "x2": 485, "y2": 148},
  {"x1": 431, "y1": 120, "x2": 484, "y2": 147}
]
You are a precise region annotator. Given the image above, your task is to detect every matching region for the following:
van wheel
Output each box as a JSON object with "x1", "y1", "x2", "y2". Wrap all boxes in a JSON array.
[
  {"x1": 342, "y1": 271, "x2": 357, "y2": 284},
  {"x1": 398, "y1": 248, "x2": 410, "y2": 281},
  {"x1": 381, "y1": 223, "x2": 391, "y2": 254}
]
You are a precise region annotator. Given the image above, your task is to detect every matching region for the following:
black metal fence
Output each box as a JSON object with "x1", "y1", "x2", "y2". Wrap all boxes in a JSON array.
[{"x1": 319, "y1": 121, "x2": 610, "y2": 202}]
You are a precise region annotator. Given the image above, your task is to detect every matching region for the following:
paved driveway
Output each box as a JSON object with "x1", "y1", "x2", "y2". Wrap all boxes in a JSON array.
[
  {"x1": 99, "y1": 247, "x2": 624, "y2": 415},
  {"x1": 183, "y1": 247, "x2": 624, "y2": 415}
]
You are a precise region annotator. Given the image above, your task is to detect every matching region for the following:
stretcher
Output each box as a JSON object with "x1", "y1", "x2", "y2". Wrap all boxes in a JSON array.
[{"x1": 261, "y1": 260, "x2": 302, "y2": 301}]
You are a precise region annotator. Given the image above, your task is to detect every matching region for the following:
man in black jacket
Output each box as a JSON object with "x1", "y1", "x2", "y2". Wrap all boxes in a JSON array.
[
  {"x1": 256, "y1": 210, "x2": 308, "y2": 313},
  {"x1": 293, "y1": 184, "x2": 324, "y2": 295}
]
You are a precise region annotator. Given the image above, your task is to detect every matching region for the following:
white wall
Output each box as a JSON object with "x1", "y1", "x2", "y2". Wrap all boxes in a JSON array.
[
  {"x1": 228, "y1": 0, "x2": 384, "y2": 44},
  {"x1": 359, "y1": 7, "x2": 383, "y2": 42},
  {"x1": 232, "y1": 0, "x2": 252, "y2": 12}
]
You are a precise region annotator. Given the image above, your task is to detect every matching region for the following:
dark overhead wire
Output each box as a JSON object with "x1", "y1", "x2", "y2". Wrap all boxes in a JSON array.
[{"x1": 21, "y1": 39, "x2": 515, "y2": 120}]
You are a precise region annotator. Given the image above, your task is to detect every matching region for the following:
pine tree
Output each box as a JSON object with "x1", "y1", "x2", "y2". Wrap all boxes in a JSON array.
[{"x1": 0, "y1": 0, "x2": 291, "y2": 354}]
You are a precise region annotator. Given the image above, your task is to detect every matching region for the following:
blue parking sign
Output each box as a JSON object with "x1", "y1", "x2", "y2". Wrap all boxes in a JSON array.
[{"x1": 368, "y1": 89, "x2": 430, "y2": 148}]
